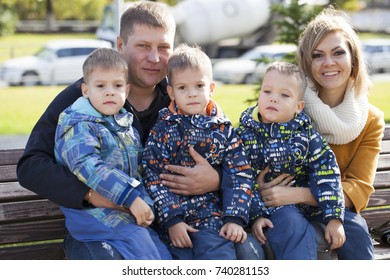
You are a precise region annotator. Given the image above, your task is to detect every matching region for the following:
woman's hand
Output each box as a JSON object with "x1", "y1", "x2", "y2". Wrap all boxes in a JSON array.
[
  {"x1": 257, "y1": 167, "x2": 317, "y2": 207},
  {"x1": 257, "y1": 166, "x2": 293, "y2": 191},
  {"x1": 160, "y1": 146, "x2": 219, "y2": 195}
]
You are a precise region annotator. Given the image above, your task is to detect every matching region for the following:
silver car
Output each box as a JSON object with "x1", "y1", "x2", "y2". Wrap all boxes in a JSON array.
[
  {"x1": 212, "y1": 44, "x2": 297, "y2": 84},
  {"x1": 362, "y1": 39, "x2": 390, "y2": 74},
  {"x1": 0, "y1": 39, "x2": 112, "y2": 86}
]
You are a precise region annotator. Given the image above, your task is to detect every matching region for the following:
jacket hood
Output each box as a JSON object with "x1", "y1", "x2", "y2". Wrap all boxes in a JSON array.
[
  {"x1": 56, "y1": 97, "x2": 133, "y2": 139},
  {"x1": 157, "y1": 99, "x2": 231, "y2": 129}
]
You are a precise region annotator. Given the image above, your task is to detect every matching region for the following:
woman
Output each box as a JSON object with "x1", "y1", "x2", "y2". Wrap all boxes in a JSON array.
[{"x1": 258, "y1": 6, "x2": 385, "y2": 259}]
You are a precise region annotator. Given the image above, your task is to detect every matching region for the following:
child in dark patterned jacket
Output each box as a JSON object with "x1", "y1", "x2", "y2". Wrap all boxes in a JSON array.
[
  {"x1": 236, "y1": 61, "x2": 345, "y2": 260},
  {"x1": 142, "y1": 44, "x2": 253, "y2": 260}
]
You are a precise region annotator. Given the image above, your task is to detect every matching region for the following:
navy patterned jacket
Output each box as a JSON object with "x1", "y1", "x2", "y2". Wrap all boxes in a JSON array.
[
  {"x1": 142, "y1": 100, "x2": 253, "y2": 231},
  {"x1": 237, "y1": 106, "x2": 345, "y2": 223}
]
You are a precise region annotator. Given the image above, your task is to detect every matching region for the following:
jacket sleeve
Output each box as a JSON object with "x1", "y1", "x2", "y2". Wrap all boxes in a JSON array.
[
  {"x1": 338, "y1": 106, "x2": 385, "y2": 213},
  {"x1": 16, "y1": 79, "x2": 90, "y2": 209},
  {"x1": 142, "y1": 125, "x2": 185, "y2": 229},
  {"x1": 220, "y1": 127, "x2": 253, "y2": 226},
  {"x1": 54, "y1": 121, "x2": 141, "y2": 209},
  {"x1": 307, "y1": 127, "x2": 345, "y2": 222}
]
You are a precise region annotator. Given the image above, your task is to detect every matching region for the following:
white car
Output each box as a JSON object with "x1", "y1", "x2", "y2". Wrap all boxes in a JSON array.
[
  {"x1": 212, "y1": 44, "x2": 297, "y2": 84},
  {"x1": 0, "y1": 39, "x2": 112, "y2": 86},
  {"x1": 362, "y1": 39, "x2": 390, "y2": 74}
]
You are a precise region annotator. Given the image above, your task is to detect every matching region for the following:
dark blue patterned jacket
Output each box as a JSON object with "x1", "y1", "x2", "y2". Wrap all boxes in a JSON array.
[
  {"x1": 142, "y1": 100, "x2": 253, "y2": 231},
  {"x1": 237, "y1": 106, "x2": 345, "y2": 223}
]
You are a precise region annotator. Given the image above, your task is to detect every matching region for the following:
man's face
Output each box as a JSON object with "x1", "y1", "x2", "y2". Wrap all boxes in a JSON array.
[{"x1": 117, "y1": 24, "x2": 174, "y2": 89}]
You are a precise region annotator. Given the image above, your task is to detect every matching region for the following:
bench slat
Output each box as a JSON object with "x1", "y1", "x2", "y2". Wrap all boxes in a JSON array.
[
  {"x1": 0, "y1": 181, "x2": 39, "y2": 202},
  {"x1": 367, "y1": 188, "x2": 390, "y2": 208},
  {"x1": 0, "y1": 199, "x2": 62, "y2": 223},
  {"x1": 0, "y1": 165, "x2": 17, "y2": 183},
  {"x1": 373, "y1": 171, "x2": 390, "y2": 188},
  {"x1": 383, "y1": 125, "x2": 390, "y2": 141},
  {"x1": 0, "y1": 219, "x2": 65, "y2": 245},
  {"x1": 361, "y1": 209, "x2": 390, "y2": 228},
  {"x1": 377, "y1": 154, "x2": 390, "y2": 171},
  {"x1": 381, "y1": 141, "x2": 390, "y2": 154},
  {"x1": 0, "y1": 243, "x2": 65, "y2": 260},
  {"x1": 0, "y1": 149, "x2": 23, "y2": 165}
]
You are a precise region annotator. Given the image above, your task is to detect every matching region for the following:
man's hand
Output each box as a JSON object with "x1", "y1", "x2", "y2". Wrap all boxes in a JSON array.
[
  {"x1": 86, "y1": 190, "x2": 129, "y2": 212},
  {"x1": 160, "y1": 146, "x2": 219, "y2": 195},
  {"x1": 168, "y1": 222, "x2": 198, "y2": 248}
]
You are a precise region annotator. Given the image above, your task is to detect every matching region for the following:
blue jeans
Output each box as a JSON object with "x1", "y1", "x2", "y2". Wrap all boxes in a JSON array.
[
  {"x1": 168, "y1": 229, "x2": 237, "y2": 260},
  {"x1": 235, "y1": 232, "x2": 266, "y2": 260},
  {"x1": 64, "y1": 231, "x2": 124, "y2": 260},
  {"x1": 64, "y1": 226, "x2": 172, "y2": 260}
]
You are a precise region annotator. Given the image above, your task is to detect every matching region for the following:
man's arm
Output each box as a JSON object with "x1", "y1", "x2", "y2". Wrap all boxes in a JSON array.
[{"x1": 16, "y1": 79, "x2": 89, "y2": 209}]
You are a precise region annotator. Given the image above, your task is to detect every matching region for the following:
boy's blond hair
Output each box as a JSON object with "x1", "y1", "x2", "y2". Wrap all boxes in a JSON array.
[
  {"x1": 265, "y1": 61, "x2": 307, "y2": 100},
  {"x1": 83, "y1": 48, "x2": 128, "y2": 84},
  {"x1": 167, "y1": 43, "x2": 213, "y2": 84}
]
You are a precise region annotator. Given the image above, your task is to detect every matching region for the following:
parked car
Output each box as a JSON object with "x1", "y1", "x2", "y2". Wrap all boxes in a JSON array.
[
  {"x1": 0, "y1": 39, "x2": 112, "y2": 86},
  {"x1": 212, "y1": 44, "x2": 297, "y2": 84},
  {"x1": 362, "y1": 39, "x2": 390, "y2": 74}
]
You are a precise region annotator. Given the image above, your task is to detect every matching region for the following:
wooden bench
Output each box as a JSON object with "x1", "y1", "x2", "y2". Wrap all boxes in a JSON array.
[{"x1": 1, "y1": 126, "x2": 390, "y2": 260}]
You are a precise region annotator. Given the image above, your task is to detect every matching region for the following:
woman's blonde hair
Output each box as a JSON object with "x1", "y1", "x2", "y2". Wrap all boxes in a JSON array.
[{"x1": 297, "y1": 6, "x2": 370, "y2": 96}]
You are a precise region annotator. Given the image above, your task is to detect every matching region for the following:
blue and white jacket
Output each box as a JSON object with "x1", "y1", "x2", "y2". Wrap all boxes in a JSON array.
[{"x1": 54, "y1": 97, "x2": 151, "y2": 233}]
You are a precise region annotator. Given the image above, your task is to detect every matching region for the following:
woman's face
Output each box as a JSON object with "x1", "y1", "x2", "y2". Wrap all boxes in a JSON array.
[{"x1": 311, "y1": 31, "x2": 352, "y2": 96}]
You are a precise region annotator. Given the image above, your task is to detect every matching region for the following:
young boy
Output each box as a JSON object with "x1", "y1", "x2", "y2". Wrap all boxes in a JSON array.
[
  {"x1": 237, "y1": 61, "x2": 346, "y2": 259},
  {"x1": 54, "y1": 48, "x2": 171, "y2": 260},
  {"x1": 142, "y1": 44, "x2": 253, "y2": 260}
]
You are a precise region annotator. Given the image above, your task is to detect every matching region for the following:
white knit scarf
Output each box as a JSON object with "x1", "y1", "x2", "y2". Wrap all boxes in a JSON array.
[{"x1": 303, "y1": 79, "x2": 368, "y2": 145}]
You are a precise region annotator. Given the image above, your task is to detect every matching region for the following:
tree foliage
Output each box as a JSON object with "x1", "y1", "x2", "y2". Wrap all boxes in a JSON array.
[{"x1": 0, "y1": 4, "x2": 18, "y2": 36}]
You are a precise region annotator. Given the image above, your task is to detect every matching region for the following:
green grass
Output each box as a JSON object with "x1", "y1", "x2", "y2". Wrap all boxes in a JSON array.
[{"x1": 1, "y1": 82, "x2": 389, "y2": 135}]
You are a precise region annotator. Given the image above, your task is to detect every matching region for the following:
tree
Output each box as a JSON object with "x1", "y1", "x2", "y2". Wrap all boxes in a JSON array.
[
  {"x1": 45, "y1": 0, "x2": 55, "y2": 32},
  {"x1": 247, "y1": 0, "x2": 324, "y2": 102}
]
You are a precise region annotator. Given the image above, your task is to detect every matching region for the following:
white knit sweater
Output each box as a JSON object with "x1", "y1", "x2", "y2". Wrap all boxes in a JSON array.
[{"x1": 303, "y1": 79, "x2": 369, "y2": 145}]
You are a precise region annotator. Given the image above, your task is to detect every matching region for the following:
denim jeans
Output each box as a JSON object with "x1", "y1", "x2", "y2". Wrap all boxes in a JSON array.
[{"x1": 64, "y1": 231, "x2": 124, "y2": 260}]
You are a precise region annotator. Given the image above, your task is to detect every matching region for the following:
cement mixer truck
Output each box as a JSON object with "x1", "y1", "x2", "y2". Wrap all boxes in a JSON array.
[{"x1": 96, "y1": 0, "x2": 279, "y2": 58}]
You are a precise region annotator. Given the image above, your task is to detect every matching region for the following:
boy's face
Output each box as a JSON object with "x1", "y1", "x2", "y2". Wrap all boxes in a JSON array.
[
  {"x1": 82, "y1": 67, "x2": 130, "y2": 116},
  {"x1": 258, "y1": 69, "x2": 304, "y2": 123},
  {"x1": 117, "y1": 24, "x2": 174, "y2": 88},
  {"x1": 167, "y1": 68, "x2": 215, "y2": 116}
]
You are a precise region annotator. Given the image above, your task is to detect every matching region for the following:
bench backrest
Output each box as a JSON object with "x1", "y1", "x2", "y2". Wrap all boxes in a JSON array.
[
  {"x1": 361, "y1": 125, "x2": 390, "y2": 229},
  {"x1": 0, "y1": 149, "x2": 65, "y2": 260}
]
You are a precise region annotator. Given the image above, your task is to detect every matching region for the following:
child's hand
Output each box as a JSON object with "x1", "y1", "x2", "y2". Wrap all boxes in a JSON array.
[
  {"x1": 129, "y1": 197, "x2": 154, "y2": 227},
  {"x1": 219, "y1": 222, "x2": 247, "y2": 243},
  {"x1": 168, "y1": 222, "x2": 198, "y2": 248},
  {"x1": 252, "y1": 217, "x2": 273, "y2": 244},
  {"x1": 325, "y1": 219, "x2": 346, "y2": 250}
]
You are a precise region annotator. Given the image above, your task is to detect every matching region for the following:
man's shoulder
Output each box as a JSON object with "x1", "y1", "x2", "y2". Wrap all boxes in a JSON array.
[{"x1": 50, "y1": 78, "x2": 83, "y2": 113}]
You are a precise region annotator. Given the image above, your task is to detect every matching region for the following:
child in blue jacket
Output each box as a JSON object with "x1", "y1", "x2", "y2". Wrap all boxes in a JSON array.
[
  {"x1": 54, "y1": 48, "x2": 171, "y2": 260},
  {"x1": 237, "y1": 62, "x2": 345, "y2": 259},
  {"x1": 142, "y1": 44, "x2": 253, "y2": 259}
]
